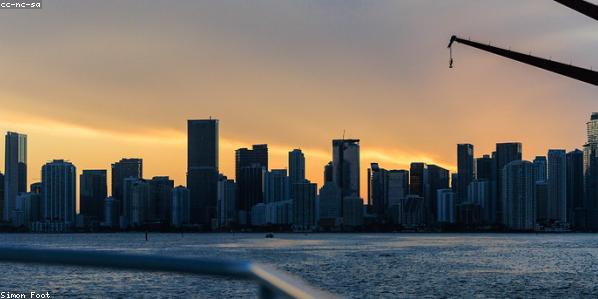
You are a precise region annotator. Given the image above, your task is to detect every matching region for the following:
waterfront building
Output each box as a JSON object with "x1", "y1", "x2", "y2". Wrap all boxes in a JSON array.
[
  {"x1": 4, "y1": 132, "x2": 27, "y2": 222},
  {"x1": 502, "y1": 160, "x2": 536, "y2": 230},
  {"x1": 41, "y1": 160, "x2": 76, "y2": 226}
]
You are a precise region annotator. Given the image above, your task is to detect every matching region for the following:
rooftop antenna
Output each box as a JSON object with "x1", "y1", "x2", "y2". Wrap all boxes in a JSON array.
[{"x1": 342, "y1": 129, "x2": 345, "y2": 140}]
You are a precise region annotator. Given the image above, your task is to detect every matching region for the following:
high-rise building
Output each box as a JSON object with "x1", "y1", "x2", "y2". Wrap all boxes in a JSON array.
[
  {"x1": 264, "y1": 169, "x2": 289, "y2": 204},
  {"x1": 103, "y1": 197, "x2": 118, "y2": 228},
  {"x1": 368, "y1": 163, "x2": 388, "y2": 219},
  {"x1": 324, "y1": 161, "x2": 333, "y2": 183},
  {"x1": 436, "y1": 189, "x2": 456, "y2": 224},
  {"x1": 288, "y1": 149, "x2": 305, "y2": 198},
  {"x1": 187, "y1": 119, "x2": 219, "y2": 229},
  {"x1": 535, "y1": 181, "x2": 548, "y2": 224},
  {"x1": 0, "y1": 172, "x2": 3, "y2": 220},
  {"x1": 217, "y1": 176, "x2": 236, "y2": 228},
  {"x1": 149, "y1": 176, "x2": 174, "y2": 223},
  {"x1": 342, "y1": 195, "x2": 364, "y2": 228},
  {"x1": 583, "y1": 113, "x2": 598, "y2": 229},
  {"x1": 171, "y1": 186, "x2": 190, "y2": 228},
  {"x1": 409, "y1": 163, "x2": 428, "y2": 198},
  {"x1": 468, "y1": 180, "x2": 493, "y2": 223},
  {"x1": 236, "y1": 144, "x2": 268, "y2": 225},
  {"x1": 547, "y1": 150, "x2": 567, "y2": 224},
  {"x1": 80, "y1": 170, "x2": 107, "y2": 222},
  {"x1": 318, "y1": 182, "x2": 342, "y2": 228},
  {"x1": 533, "y1": 156, "x2": 548, "y2": 182},
  {"x1": 495, "y1": 142, "x2": 522, "y2": 224},
  {"x1": 292, "y1": 181, "x2": 317, "y2": 231},
  {"x1": 122, "y1": 178, "x2": 150, "y2": 228},
  {"x1": 111, "y1": 158, "x2": 142, "y2": 216},
  {"x1": 476, "y1": 155, "x2": 493, "y2": 181},
  {"x1": 30, "y1": 182, "x2": 42, "y2": 194},
  {"x1": 14, "y1": 192, "x2": 41, "y2": 227},
  {"x1": 502, "y1": 160, "x2": 535, "y2": 230},
  {"x1": 566, "y1": 149, "x2": 584, "y2": 228},
  {"x1": 457, "y1": 144, "x2": 474, "y2": 204},
  {"x1": 41, "y1": 160, "x2": 76, "y2": 225},
  {"x1": 387, "y1": 170, "x2": 409, "y2": 224},
  {"x1": 4, "y1": 132, "x2": 27, "y2": 222},
  {"x1": 398, "y1": 195, "x2": 425, "y2": 228},
  {"x1": 332, "y1": 139, "x2": 360, "y2": 198},
  {"x1": 428, "y1": 164, "x2": 450, "y2": 225}
]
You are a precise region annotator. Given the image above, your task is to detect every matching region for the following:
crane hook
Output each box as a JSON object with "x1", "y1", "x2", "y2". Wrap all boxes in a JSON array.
[{"x1": 449, "y1": 46, "x2": 454, "y2": 68}]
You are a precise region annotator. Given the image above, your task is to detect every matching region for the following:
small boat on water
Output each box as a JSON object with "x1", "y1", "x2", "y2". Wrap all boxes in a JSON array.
[{"x1": 265, "y1": 233, "x2": 274, "y2": 238}]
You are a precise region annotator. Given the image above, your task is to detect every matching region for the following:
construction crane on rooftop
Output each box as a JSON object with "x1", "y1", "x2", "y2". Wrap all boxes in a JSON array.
[{"x1": 447, "y1": 0, "x2": 598, "y2": 86}]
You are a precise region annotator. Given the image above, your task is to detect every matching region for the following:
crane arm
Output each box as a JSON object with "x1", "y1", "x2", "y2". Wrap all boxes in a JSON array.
[
  {"x1": 553, "y1": 0, "x2": 598, "y2": 21},
  {"x1": 447, "y1": 35, "x2": 598, "y2": 86}
]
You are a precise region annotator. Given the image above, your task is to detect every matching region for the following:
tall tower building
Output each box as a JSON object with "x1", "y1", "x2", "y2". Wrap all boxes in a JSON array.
[
  {"x1": 476, "y1": 155, "x2": 493, "y2": 181},
  {"x1": 149, "y1": 176, "x2": 174, "y2": 223},
  {"x1": 332, "y1": 139, "x2": 360, "y2": 198},
  {"x1": 502, "y1": 160, "x2": 536, "y2": 230},
  {"x1": 292, "y1": 181, "x2": 317, "y2": 231},
  {"x1": 428, "y1": 164, "x2": 450, "y2": 225},
  {"x1": 4, "y1": 132, "x2": 27, "y2": 222},
  {"x1": 80, "y1": 170, "x2": 107, "y2": 222},
  {"x1": 123, "y1": 178, "x2": 150, "y2": 227},
  {"x1": 111, "y1": 158, "x2": 142, "y2": 216},
  {"x1": 171, "y1": 186, "x2": 190, "y2": 228},
  {"x1": 457, "y1": 144, "x2": 474, "y2": 203},
  {"x1": 368, "y1": 163, "x2": 388, "y2": 219},
  {"x1": 495, "y1": 142, "x2": 522, "y2": 223},
  {"x1": 264, "y1": 169, "x2": 289, "y2": 204},
  {"x1": 566, "y1": 149, "x2": 584, "y2": 228},
  {"x1": 547, "y1": 150, "x2": 567, "y2": 224},
  {"x1": 288, "y1": 149, "x2": 306, "y2": 199},
  {"x1": 533, "y1": 156, "x2": 547, "y2": 182},
  {"x1": 42, "y1": 160, "x2": 76, "y2": 225},
  {"x1": 187, "y1": 119, "x2": 219, "y2": 228},
  {"x1": 235, "y1": 144, "x2": 268, "y2": 224},
  {"x1": 323, "y1": 162, "x2": 333, "y2": 183},
  {"x1": 583, "y1": 112, "x2": 598, "y2": 229},
  {"x1": 409, "y1": 163, "x2": 428, "y2": 198}
]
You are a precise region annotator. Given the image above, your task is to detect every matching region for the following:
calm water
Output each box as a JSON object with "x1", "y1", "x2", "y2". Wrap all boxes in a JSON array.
[{"x1": 0, "y1": 233, "x2": 597, "y2": 298}]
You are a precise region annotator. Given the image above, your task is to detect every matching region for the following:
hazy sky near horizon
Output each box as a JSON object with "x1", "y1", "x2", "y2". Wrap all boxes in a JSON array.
[{"x1": 1, "y1": 0, "x2": 596, "y2": 200}]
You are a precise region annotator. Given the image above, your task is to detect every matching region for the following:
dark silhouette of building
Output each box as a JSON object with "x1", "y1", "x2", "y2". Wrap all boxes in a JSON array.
[
  {"x1": 409, "y1": 163, "x2": 428, "y2": 198},
  {"x1": 566, "y1": 149, "x2": 584, "y2": 228},
  {"x1": 428, "y1": 164, "x2": 450, "y2": 225},
  {"x1": 583, "y1": 113, "x2": 598, "y2": 229},
  {"x1": 149, "y1": 176, "x2": 174, "y2": 224},
  {"x1": 292, "y1": 181, "x2": 317, "y2": 231},
  {"x1": 42, "y1": 160, "x2": 76, "y2": 225},
  {"x1": 495, "y1": 142, "x2": 522, "y2": 224},
  {"x1": 457, "y1": 144, "x2": 474, "y2": 204},
  {"x1": 187, "y1": 119, "x2": 219, "y2": 228},
  {"x1": 80, "y1": 170, "x2": 107, "y2": 222},
  {"x1": 0, "y1": 172, "x2": 3, "y2": 220},
  {"x1": 289, "y1": 149, "x2": 305, "y2": 198},
  {"x1": 235, "y1": 144, "x2": 268, "y2": 225},
  {"x1": 332, "y1": 139, "x2": 360, "y2": 198},
  {"x1": 324, "y1": 161, "x2": 333, "y2": 183},
  {"x1": 30, "y1": 182, "x2": 42, "y2": 194},
  {"x1": 368, "y1": 163, "x2": 388, "y2": 220},
  {"x1": 4, "y1": 132, "x2": 27, "y2": 222},
  {"x1": 476, "y1": 155, "x2": 493, "y2": 181},
  {"x1": 533, "y1": 156, "x2": 548, "y2": 182},
  {"x1": 111, "y1": 158, "x2": 143, "y2": 217}
]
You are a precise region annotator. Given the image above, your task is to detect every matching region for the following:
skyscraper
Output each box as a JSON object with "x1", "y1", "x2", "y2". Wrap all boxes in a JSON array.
[
  {"x1": 409, "y1": 163, "x2": 428, "y2": 198},
  {"x1": 288, "y1": 149, "x2": 305, "y2": 198},
  {"x1": 476, "y1": 155, "x2": 493, "y2": 181},
  {"x1": 217, "y1": 176, "x2": 236, "y2": 228},
  {"x1": 332, "y1": 139, "x2": 360, "y2": 198},
  {"x1": 4, "y1": 132, "x2": 27, "y2": 222},
  {"x1": 428, "y1": 164, "x2": 450, "y2": 225},
  {"x1": 149, "y1": 176, "x2": 174, "y2": 223},
  {"x1": 495, "y1": 142, "x2": 522, "y2": 224},
  {"x1": 41, "y1": 160, "x2": 76, "y2": 225},
  {"x1": 123, "y1": 177, "x2": 150, "y2": 228},
  {"x1": 318, "y1": 182, "x2": 342, "y2": 228},
  {"x1": 171, "y1": 186, "x2": 190, "y2": 228},
  {"x1": 566, "y1": 149, "x2": 584, "y2": 228},
  {"x1": 583, "y1": 112, "x2": 598, "y2": 229},
  {"x1": 457, "y1": 144, "x2": 474, "y2": 204},
  {"x1": 235, "y1": 144, "x2": 268, "y2": 225},
  {"x1": 368, "y1": 163, "x2": 388, "y2": 219},
  {"x1": 187, "y1": 119, "x2": 219, "y2": 229},
  {"x1": 436, "y1": 189, "x2": 456, "y2": 224},
  {"x1": 533, "y1": 156, "x2": 548, "y2": 182},
  {"x1": 502, "y1": 160, "x2": 536, "y2": 230},
  {"x1": 111, "y1": 158, "x2": 142, "y2": 216},
  {"x1": 547, "y1": 150, "x2": 567, "y2": 224},
  {"x1": 80, "y1": 170, "x2": 107, "y2": 222},
  {"x1": 292, "y1": 181, "x2": 317, "y2": 231},
  {"x1": 264, "y1": 169, "x2": 289, "y2": 204},
  {"x1": 0, "y1": 172, "x2": 4, "y2": 221},
  {"x1": 324, "y1": 161, "x2": 333, "y2": 183}
]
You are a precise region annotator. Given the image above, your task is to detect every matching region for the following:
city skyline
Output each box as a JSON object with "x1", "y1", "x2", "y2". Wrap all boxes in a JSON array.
[{"x1": 0, "y1": 1, "x2": 596, "y2": 201}]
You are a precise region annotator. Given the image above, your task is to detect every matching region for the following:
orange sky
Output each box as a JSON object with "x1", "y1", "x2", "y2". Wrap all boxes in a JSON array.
[{"x1": 0, "y1": 1, "x2": 596, "y2": 202}]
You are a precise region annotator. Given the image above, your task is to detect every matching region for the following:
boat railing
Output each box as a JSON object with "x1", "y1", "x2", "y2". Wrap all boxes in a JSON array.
[{"x1": 0, "y1": 247, "x2": 335, "y2": 299}]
